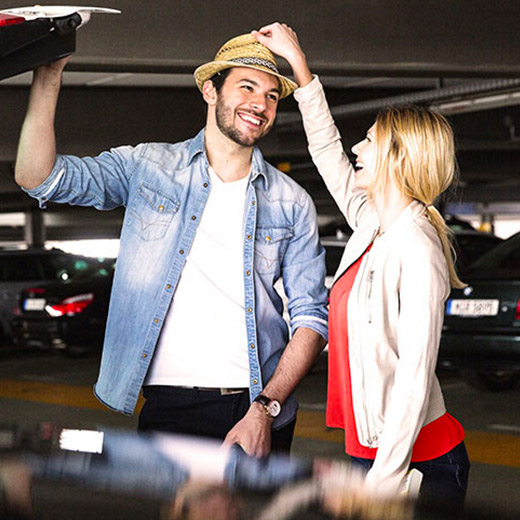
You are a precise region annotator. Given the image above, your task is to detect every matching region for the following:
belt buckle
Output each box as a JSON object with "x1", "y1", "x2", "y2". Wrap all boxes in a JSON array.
[{"x1": 220, "y1": 388, "x2": 245, "y2": 395}]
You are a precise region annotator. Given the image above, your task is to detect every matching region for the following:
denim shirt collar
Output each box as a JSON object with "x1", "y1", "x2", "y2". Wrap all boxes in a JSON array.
[{"x1": 188, "y1": 128, "x2": 269, "y2": 189}]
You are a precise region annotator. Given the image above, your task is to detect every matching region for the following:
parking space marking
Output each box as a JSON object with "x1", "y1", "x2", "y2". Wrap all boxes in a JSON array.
[
  {"x1": 295, "y1": 409, "x2": 345, "y2": 444},
  {"x1": 463, "y1": 430, "x2": 520, "y2": 468},
  {"x1": 299, "y1": 402, "x2": 327, "y2": 411},
  {"x1": 488, "y1": 424, "x2": 520, "y2": 434},
  {"x1": 0, "y1": 379, "x2": 144, "y2": 412},
  {"x1": 1, "y1": 379, "x2": 519, "y2": 469},
  {"x1": 295, "y1": 411, "x2": 520, "y2": 468}
]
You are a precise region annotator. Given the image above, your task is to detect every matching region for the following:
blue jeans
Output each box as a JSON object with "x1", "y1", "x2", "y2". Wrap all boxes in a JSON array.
[{"x1": 351, "y1": 441, "x2": 470, "y2": 517}]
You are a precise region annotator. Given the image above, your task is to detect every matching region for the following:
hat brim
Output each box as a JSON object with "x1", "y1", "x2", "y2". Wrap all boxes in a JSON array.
[{"x1": 194, "y1": 60, "x2": 297, "y2": 99}]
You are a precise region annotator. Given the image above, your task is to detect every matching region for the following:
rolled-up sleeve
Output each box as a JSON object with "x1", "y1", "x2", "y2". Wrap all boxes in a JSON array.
[
  {"x1": 22, "y1": 156, "x2": 67, "y2": 208},
  {"x1": 282, "y1": 192, "x2": 328, "y2": 341},
  {"x1": 22, "y1": 145, "x2": 141, "y2": 210}
]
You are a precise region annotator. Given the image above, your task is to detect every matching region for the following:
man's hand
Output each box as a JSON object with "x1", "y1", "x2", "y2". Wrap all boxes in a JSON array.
[
  {"x1": 252, "y1": 22, "x2": 312, "y2": 87},
  {"x1": 225, "y1": 329, "x2": 325, "y2": 456},
  {"x1": 38, "y1": 55, "x2": 71, "y2": 73},
  {"x1": 32, "y1": 56, "x2": 71, "y2": 88},
  {"x1": 223, "y1": 402, "x2": 273, "y2": 457}
]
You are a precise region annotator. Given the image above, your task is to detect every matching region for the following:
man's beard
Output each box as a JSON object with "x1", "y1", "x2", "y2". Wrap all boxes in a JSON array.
[{"x1": 215, "y1": 100, "x2": 270, "y2": 147}]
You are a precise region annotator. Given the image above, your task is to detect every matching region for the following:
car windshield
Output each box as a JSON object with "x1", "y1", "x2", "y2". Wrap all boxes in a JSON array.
[
  {"x1": 465, "y1": 232, "x2": 520, "y2": 278},
  {"x1": 42, "y1": 254, "x2": 115, "y2": 282},
  {"x1": 453, "y1": 233, "x2": 502, "y2": 272}
]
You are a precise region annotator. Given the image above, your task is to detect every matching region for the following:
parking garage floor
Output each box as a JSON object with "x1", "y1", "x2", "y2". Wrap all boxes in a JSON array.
[{"x1": 0, "y1": 347, "x2": 519, "y2": 519}]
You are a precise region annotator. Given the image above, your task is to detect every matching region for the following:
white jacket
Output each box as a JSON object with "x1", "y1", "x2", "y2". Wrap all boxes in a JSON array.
[{"x1": 294, "y1": 77, "x2": 449, "y2": 495}]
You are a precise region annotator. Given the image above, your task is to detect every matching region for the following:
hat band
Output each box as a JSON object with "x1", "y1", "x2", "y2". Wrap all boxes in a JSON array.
[{"x1": 228, "y1": 57, "x2": 279, "y2": 74}]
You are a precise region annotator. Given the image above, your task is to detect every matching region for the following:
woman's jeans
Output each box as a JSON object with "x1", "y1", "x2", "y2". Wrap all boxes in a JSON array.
[{"x1": 351, "y1": 441, "x2": 470, "y2": 517}]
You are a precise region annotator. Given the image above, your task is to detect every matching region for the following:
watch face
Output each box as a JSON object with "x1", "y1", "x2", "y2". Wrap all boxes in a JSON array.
[{"x1": 268, "y1": 400, "x2": 281, "y2": 417}]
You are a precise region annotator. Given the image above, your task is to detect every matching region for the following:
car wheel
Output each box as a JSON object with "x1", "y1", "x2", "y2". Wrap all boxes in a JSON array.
[{"x1": 462, "y1": 369, "x2": 520, "y2": 391}]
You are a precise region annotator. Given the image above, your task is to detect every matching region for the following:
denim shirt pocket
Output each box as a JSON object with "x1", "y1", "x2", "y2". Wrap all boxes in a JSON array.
[
  {"x1": 254, "y1": 226, "x2": 293, "y2": 274},
  {"x1": 128, "y1": 183, "x2": 180, "y2": 241}
]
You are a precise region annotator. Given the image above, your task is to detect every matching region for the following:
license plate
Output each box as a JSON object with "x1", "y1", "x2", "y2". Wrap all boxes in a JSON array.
[
  {"x1": 24, "y1": 298, "x2": 46, "y2": 311},
  {"x1": 447, "y1": 299, "x2": 499, "y2": 317}
]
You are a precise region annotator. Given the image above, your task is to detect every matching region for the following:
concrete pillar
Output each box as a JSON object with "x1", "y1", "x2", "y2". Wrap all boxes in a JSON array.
[{"x1": 24, "y1": 210, "x2": 45, "y2": 248}]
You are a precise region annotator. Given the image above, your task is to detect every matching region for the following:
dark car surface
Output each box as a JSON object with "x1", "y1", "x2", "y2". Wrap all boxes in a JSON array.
[
  {"x1": 321, "y1": 234, "x2": 350, "y2": 285},
  {"x1": 439, "y1": 231, "x2": 520, "y2": 391},
  {"x1": 452, "y1": 230, "x2": 503, "y2": 274},
  {"x1": 12, "y1": 258, "x2": 114, "y2": 355},
  {"x1": 320, "y1": 227, "x2": 500, "y2": 280}
]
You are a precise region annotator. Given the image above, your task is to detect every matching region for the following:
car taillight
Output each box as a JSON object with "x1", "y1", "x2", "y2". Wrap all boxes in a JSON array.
[
  {"x1": 0, "y1": 14, "x2": 25, "y2": 26},
  {"x1": 515, "y1": 300, "x2": 520, "y2": 321},
  {"x1": 46, "y1": 293, "x2": 94, "y2": 317}
]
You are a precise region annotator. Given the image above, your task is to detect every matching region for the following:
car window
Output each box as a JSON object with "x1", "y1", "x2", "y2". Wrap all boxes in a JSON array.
[
  {"x1": 40, "y1": 254, "x2": 115, "y2": 282},
  {"x1": 0, "y1": 255, "x2": 44, "y2": 282},
  {"x1": 466, "y1": 232, "x2": 520, "y2": 277},
  {"x1": 453, "y1": 234, "x2": 502, "y2": 270}
]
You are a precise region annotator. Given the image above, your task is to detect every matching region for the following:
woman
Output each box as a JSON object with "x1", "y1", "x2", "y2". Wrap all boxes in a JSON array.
[{"x1": 253, "y1": 23, "x2": 470, "y2": 510}]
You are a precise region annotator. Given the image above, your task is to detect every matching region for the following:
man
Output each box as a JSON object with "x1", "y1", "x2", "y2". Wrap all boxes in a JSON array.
[{"x1": 15, "y1": 33, "x2": 328, "y2": 456}]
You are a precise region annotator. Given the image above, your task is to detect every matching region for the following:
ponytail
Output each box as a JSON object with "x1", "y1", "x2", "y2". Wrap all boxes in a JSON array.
[
  {"x1": 373, "y1": 106, "x2": 465, "y2": 288},
  {"x1": 426, "y1": 205, "x2": 466, "y2": 289}
]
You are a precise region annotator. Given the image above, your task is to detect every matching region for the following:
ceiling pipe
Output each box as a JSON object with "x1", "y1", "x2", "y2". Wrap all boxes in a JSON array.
[{"x1": 277, "y1": 78, "x2": 520, "y2": 129}]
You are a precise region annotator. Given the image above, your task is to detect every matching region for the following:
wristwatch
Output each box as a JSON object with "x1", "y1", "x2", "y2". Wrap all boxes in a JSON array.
[{"x1": 254, "y1": 394, "x2": 281, "y2": 418}]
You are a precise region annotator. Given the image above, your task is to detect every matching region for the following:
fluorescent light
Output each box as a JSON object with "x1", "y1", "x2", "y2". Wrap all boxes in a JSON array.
[{"x1": 434, "y1": 90, "x2": 520, "y2": 114}]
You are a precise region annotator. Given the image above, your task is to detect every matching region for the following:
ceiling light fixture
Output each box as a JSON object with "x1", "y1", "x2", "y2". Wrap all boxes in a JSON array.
[{"x1": 433, "y1": 90, "x2": 520, "y2": 115}]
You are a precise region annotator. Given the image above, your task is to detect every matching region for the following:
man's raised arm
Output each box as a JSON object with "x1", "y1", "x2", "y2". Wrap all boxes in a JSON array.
[{"x1": 15, "y1": 57, "x2": 70, "y2": 190}]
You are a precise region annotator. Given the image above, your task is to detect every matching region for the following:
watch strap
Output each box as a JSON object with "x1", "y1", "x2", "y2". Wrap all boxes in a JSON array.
[{"x1": 254, "y1": 394, "x2": 271, "y2": 407}]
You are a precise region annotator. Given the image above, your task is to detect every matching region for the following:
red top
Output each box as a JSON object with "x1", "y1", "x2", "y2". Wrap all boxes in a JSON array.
[{"x1": 326, "y1": 246, "x2": 464, "y2": 461}]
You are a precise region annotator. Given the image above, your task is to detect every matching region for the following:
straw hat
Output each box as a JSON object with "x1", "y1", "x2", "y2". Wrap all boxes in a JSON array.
[{"x1": 194, "y1": 33, "x2": 297, "y2": 99}]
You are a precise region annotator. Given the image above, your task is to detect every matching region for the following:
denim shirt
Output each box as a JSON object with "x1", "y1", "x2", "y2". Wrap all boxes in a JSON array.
[{"x1": 24, "y1": 129, "x2": 328, "y2": 427}]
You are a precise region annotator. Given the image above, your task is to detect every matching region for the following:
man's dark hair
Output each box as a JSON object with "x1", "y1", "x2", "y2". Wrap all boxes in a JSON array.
[{"x1": 209, "y1": 68, "x2": 232, "y2": 93}]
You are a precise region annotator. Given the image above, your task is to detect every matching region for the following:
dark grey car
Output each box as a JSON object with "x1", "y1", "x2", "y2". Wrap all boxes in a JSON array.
[
  {"x1": 440, "y1": 232, "x2": 520, "y2": 391},
  {"x1": 0, "y1": 248, "x2": 113, "y2": 344}
]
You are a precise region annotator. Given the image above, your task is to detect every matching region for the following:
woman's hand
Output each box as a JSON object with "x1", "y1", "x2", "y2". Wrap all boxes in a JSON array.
[{"x1": 252, "y1": 23, "x2": 313, "y2": 87}]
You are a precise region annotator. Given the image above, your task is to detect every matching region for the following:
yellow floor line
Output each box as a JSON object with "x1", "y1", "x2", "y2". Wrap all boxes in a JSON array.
[
  {"x1": 295, "y1": 410, "x2": 520, "y2": 469},
  {"x1": 1, "y1": 379, "x2": 519, "y2": 468},
  {"x1": 0, "y1": 379, "x2": 144, "y2": 412}
]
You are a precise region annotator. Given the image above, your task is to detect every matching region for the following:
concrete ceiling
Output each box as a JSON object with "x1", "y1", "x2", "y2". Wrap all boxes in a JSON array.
[{"x1": 2, "y1": 0, "x2": 520, "y2": 241}]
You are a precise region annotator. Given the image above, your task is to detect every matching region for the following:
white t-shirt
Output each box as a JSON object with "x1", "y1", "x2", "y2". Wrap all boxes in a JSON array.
[{"x1": 145, "y1": 166, "x2": 250, "y2": 387}]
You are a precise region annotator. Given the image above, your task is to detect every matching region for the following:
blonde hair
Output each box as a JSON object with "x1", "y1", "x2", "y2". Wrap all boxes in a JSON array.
[{"x1": 372, "y1": 106, "x2": 465, "y2": 289}]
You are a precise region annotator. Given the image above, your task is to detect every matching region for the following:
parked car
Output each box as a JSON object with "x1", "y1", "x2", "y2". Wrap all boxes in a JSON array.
[
  {"x1": 320, "y1": 227, "x2": 500, "y2": 279},
  {"x1": 0, "y1": 247, "x2": 113, "y2": 344},
  {"x1": 452, "y1": 230, "x2": 503, "y2": 274},
  {"x1": 12, "y1": 258, "x2": 114, "y2": 355},
  {"x1": 444, "y1": 213, "x2": 476, "y2": 232},
  {"x1": 439, "y1": 231, "x2": 520, "y2": 391},
  {"x1": 318, "y1": 216, "x2": 500, "y2": 276}
]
